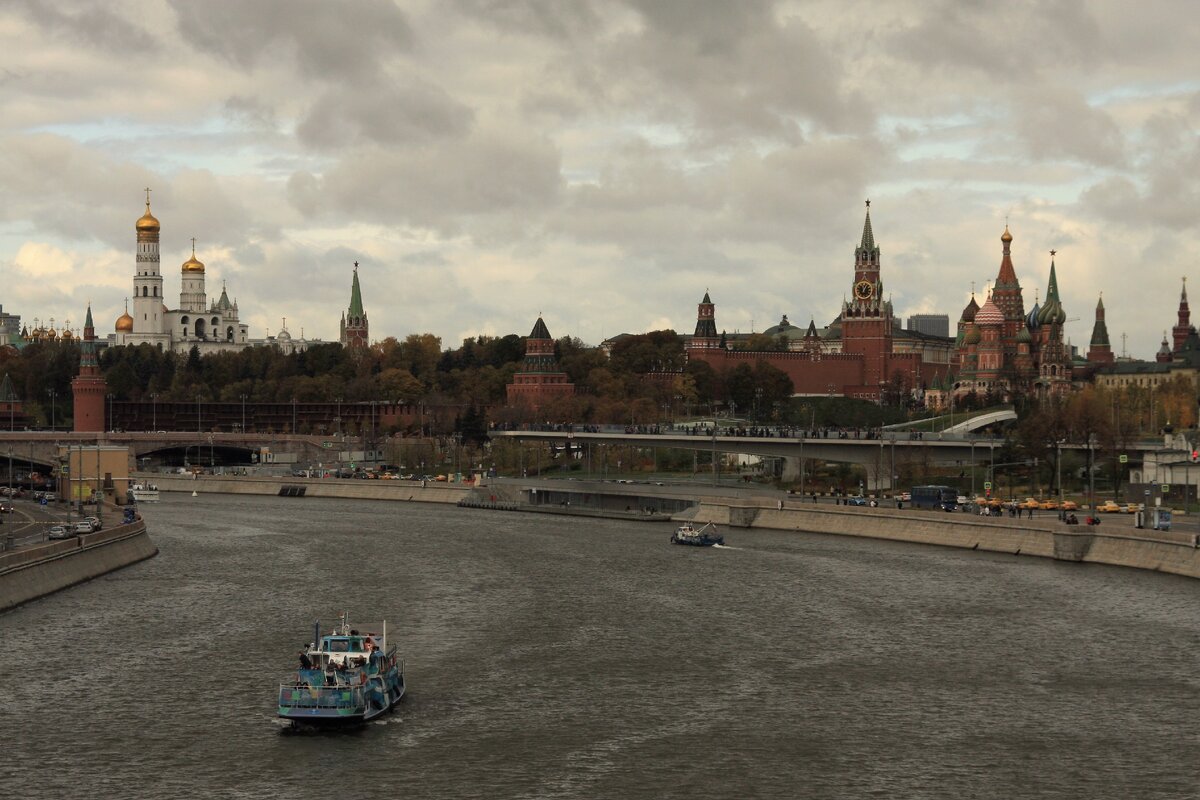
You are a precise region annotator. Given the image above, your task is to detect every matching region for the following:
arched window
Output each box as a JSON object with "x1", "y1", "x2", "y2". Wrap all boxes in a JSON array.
[
  {"x1": 142, "y1": 286, "x2": 148, "y2": 297},
  {"x1": 181, "y1": 316, "x2": 189, "y2": 325},
  {"x1": 226, "y1": 326, "x2": 234, "y2": 341},
  {"x1": 153, "y1": 286, "x2": 158, "y2": 297},
  {"x1": 211, "y1": 317, "x2": 218, "y2": 327}
]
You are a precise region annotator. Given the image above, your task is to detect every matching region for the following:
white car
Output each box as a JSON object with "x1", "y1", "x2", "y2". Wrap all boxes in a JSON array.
[
  {"x1": 74, "y1": 520, "x2": 96, "y2": 534},
  {"x1": 48, "y1": 525, "x2": 72, "y2": 540}
]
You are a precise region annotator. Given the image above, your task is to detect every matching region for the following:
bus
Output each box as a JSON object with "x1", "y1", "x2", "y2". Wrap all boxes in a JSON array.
[{"x1": 910, "y1": 485, "x2": 958, "y2": 512}]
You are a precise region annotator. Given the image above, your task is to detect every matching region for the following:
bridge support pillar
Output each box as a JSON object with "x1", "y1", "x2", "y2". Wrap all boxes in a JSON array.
[{"x1": 780, "y1": 457, "x2": 801, "y2": 482}]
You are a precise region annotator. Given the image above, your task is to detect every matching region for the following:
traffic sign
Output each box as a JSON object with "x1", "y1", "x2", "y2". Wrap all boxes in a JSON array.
[
  {"x1": 322, "y1": 441, "x2": 333, "y2": 448},
  {"x1": 1144, "y1": 489, "x2": 1151, "y2": 496},
  {"x1": 983, "y1": 481, "x2": 992, "y2": 490},
  {"x1": 1162, "y1": 484, "x2": 1170, "y2": 493},
  {"x1": 1119, "y1": 454, "x2": 1128, "y2": 464}
]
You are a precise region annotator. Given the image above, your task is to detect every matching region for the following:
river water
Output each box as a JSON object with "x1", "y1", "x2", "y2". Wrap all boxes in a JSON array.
[{"x1": 2, "y1": 494, "x2": 1199, "y2": 799}]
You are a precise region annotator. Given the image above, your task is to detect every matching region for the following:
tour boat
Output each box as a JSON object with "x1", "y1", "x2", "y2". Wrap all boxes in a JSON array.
[
  {"x1": 671, "y1": 522, "x2": 724, "y2": 547},
  {"x1": 277, "y1": 614, "x2": 406, "y2": 729},
  {"x1": 129, "y1": 483, "x2": 159, "y2": 502}
]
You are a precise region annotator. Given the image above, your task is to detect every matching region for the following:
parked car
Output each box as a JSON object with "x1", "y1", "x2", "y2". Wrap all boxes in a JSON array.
[
  {"x1": 1097, "y1": 500, "x2": 1121, "y2": 513},
  {"x1": 0, "y1": 500, "x2": 13, "y2": 513},
  {"x1": 847, "y1": 496, "x2": 868, "y2": 506},
  {"x1": 85, "y1": 516, "x2": 101, "y2": 530},
  {"x1": 74, "y1": 520, "x2": 95, "y2": 534},
  {"x1": 48, "y1": 525, "x2": 72, "y2": 540}
]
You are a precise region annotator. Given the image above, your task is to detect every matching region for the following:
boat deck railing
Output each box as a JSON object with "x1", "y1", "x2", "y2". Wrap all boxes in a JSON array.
[{"x1": 278, "y1": 683, "x2": 365, "y2": 710}]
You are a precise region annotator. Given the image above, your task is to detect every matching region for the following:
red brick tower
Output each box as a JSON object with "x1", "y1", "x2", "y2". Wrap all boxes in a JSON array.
[
  {"x1": 687, "y1": 291, "x2": 720, "y2": 351},
  {"x1": 71, "y1": 304, "x2": 106, "y2": 432},
  {"x1": 1172, "y1": 277, "x2": 1189, "y2": 354},
  {"x1": 1086, "y1": 294, "x2": 1114, "y2": 365},
  {"x1": 991, "y1": 226, "x2": 1027, "y2": 343},
  {"x1": 339, "y1": 262, "x2": 369, "y2": 349},
  {"x1": 506, "y1": 317, "x2": 575, "y2": 410},
  {"x1": 840, "y1": 200, "x2": 892, "y2": 388}
]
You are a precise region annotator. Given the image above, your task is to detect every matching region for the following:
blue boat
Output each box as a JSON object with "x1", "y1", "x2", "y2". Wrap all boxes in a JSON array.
[{"x1": 277, "y1": 615, "x2": 406, "y2": 729}]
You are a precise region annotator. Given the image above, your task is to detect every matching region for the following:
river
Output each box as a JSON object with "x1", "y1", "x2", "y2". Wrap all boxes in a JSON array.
[{"x1": 2, "y1": 493, "x2": 1198, "y2": 799}]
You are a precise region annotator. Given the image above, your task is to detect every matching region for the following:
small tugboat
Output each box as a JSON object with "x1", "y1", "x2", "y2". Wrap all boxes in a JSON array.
[
  {"x1": 277, "y1": 614, "x2": 406, "y2": 730},
  {"x1": 129, "y1": 483, "x2": 159, "y2": 503},
  {"x1": 671, "y1": 521, "x2": 724, "y2": 547}
]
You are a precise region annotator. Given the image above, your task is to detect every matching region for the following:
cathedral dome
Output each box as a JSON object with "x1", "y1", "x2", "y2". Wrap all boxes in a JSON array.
[
  {"x1": 136, "y1": 205, "x2": 160, "y2": 233},
  {"x1": 974, "y1": 297, "x2": 1004, "y2": 326},
  {"x1": 965, "y1": 327, "x2": 981, "y2": 345},
  {"x1": 182, "y1": 253, "x2": 205, "y2": 273},
  {"x1": 1001, "y1": 225, "x2": 1013, "y2": 244},
  {"x1": 115, "y1": 310, "x2": 134, "y2": 332},
  {"x1": 1026, "y1": 302, "x2": 1041, "y2": 329},
  {"x1": 960, "y1": 295, "x2": 979, "y2": 323},
  {"x1": 1016, "y1": 326, "x2": 1032, "y2": 343},
  {"x1": 1037, "y1": 299, "x2": 1066, "y2": 326}
]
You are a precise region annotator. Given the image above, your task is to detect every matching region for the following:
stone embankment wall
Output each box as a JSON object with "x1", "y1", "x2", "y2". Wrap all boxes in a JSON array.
[
  {"x1": 0, "y1": 522, "x2": 158, "y2": 612},
  {"x1": 691, "y1": 501, "x2": 1200, "y2": 579},
  {"x1": 150, "y1": 475, "x2": 470, "y2": 504}
]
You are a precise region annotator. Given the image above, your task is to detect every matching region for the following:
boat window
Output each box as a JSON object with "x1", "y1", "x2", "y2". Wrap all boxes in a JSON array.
[{"x1": 328, "y1": 639, "x2": 349, "y2": 652}]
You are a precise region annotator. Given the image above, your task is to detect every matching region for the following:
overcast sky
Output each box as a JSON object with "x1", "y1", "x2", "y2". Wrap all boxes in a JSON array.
[{"x1": 2, "y1": 0, "x2": 1197, "y2": 358}]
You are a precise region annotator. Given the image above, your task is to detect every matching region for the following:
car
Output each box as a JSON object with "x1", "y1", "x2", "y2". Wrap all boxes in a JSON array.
[
  {"x1": 1039, "y1": 500, "x2": 1059, "y2": 510},
  {"x1": 899, "y1": 492, "x2": 911, "y2": 502},
  {"x1": 48, "y1": 525, "x2": 72, "y2": 540},
  {"x1": 0, "y1": 500, "x2": 13, "y2": 513},
  {"x1": 85, "y1": 516, "x2": 101, "y2": 530},
  {"x1": 1061, "y1": 500, "x2": 1078, "y2": 511},
  {"x1": 847, "y1": 496, "x2": 868, "y2": 506},
  {"x1": 1020, "y1": 498, "x2": 1040, "y2": 509},
  {"x1": 74, "y1": 520, "x2": 96, "y2": 534},
  {"x1": 1097, "y1": 500, "x2": 1121, "y2": 513},
  {"x1": 957, "y1": 495, "x2": 969, "y2": 505}
]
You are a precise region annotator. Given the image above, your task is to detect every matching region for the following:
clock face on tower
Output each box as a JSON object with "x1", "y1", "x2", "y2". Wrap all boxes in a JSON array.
[{"x1": 854, "y1": 280, "x2": 874, "y2": 301}]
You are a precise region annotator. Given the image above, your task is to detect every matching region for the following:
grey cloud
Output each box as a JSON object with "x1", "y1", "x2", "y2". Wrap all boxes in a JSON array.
[
  {"x1": 1012, "y1": 86, "x2": 1125, "y2": 167},
  {"x1": 292, "y1": 129, "x2": 562, "y2": 231},
  {"x1": 11, "y1": 0, "x2": 157, "y2": 53},
  {"x1": 451, "y1": 0, "x2": 602, "y2": 40},
  {"x1": 223, "y1": 96, "x2": 279, "y2": 132},
  {"x1": 296, "y1": 80, "x2": 474, "y2": 151},
  {"x1": 1080, "y1": 110, "x2": 1199, "y2": 231},
  {"x1": 169, "y1": 0, "x2": 412, "y2": 79}
]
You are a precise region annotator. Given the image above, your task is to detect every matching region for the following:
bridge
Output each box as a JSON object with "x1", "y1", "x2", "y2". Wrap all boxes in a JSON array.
[
  {"x1": 490, "y1": 428, "x2": 1165, "y2": 491},
  {"x1": 0, "y1": 431, "x2": 366, "y2": 473}
]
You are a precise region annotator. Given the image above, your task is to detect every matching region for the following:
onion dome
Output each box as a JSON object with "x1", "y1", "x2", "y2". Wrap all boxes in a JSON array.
[
  {"x1": 136, "y1": 202, "x2": 160, "y2": 234},
  {"x1": 960, "y1": 294, "x2": 979, "y2": 323},
  {"x1": 1016, "y1": 325, "x2": 1032, "y2": 343},
  {"x1": 965, "y1": 326, "x2": 981, "y2": 345},
  {"x1": 1026, "y1": 301, "x2": 1041, "y2": 330},
  {"x1": 116, "y1": 301, "x2": 134, "y2": 332},
  {"x1": 1001, "y1": 225, "x2": 1013, "y2": 244},
  {"x1": 974, "y1": 296, "x2": 1004, "y2": 326},
  {"x1": 182, "y1": 245, "x2": 205, "y2": 274}
]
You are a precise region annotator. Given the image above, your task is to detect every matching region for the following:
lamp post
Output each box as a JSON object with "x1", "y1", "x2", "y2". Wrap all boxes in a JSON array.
[
  {"x1": 47, "y1": 389, "x2": 56, "y2": 431},
  {"x1": 334, "y1": 397, "x2": 342, "y2": 437},
  {"x1": 291, "y1": 397, "x2": 297, "y2": 434},
  {"x1": 239, "y1": 394, "x2": 247, "y2": 434},
  {"x1": 106, "y1": 393, "x2": 115, "y2": 432},
  {"x1": 1056, "y1": 438, "x2": 1065, "y2": 511},
  {"x1": 196, "y1": 395, "x2": 202, "y2": 435},
  {"x1": 150, "y1": 393, "x2": 158, "y2": 431}
]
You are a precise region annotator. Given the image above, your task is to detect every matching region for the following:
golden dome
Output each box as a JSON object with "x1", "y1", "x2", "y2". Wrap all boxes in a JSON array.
[
  {"x1": 136, "y1": 203, "x2": 160, "y2": 233},
  {"x1": 116, "y1": 310, "x2": 134, "y2": 332},
  {"x1": 1000, "y1": 225, "x2": 1013, "y2": 243},
  {"x1": 182, "y1": 252, "x2": 205, "y2": 273}
]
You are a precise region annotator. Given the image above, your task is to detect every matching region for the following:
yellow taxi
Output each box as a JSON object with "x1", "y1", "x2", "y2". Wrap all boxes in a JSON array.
[
  {"x1": 1097, "y1": 500, "x2": 1121, "y2": 513},
  {"x1": 1020, "y1": 497, "x2": 1040, "y2": 509},
  {"x1": 1039, "y1": 499, "x2": 1059, "y2": 510},
  {"x1": 1061, "y1": 500, "x2": 1078, "y2": 511}
]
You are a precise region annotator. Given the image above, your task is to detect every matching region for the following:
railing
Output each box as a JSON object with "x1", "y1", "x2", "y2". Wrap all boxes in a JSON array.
[{"x1": 278, "y1": 682, "x2": 364, "y2": 710}]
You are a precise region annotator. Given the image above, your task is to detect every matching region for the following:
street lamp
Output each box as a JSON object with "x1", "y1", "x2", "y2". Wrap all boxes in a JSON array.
[
  {"x1": 106, "y1": 393, "x2": 115, "y2": 432},
  {"x1": 335, "y1": 397, "x2": 343, "y2": 437},
  {"x1": 47, "y1": 388, "x2": 56, "y2": 431},
  {"x1": 240, "y1": 394, "x2": 247, "y2": 433},
  {"x1": 291, "y1": 397, "x2": 297, "y2": 434},
  {"x1": 150, "y1": 393, "x2": 158, "y2": 431},
  {"x1": 196, "y1": 395, "x2": 202, "y2": 435}
]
